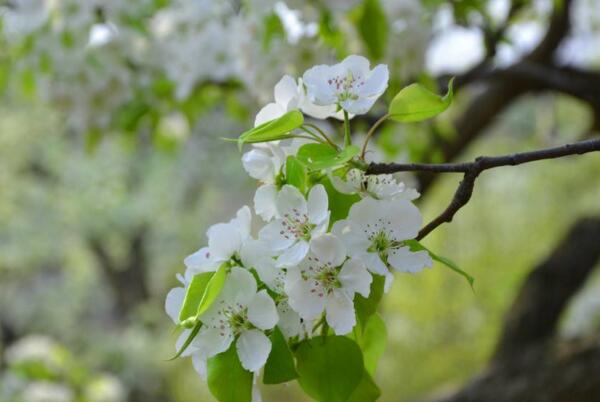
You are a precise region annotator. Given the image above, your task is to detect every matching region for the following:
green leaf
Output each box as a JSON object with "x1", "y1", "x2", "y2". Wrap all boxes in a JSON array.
[
  {"x1": 295, "y1": 336, "x2": 364, "y2": 402},
  {"x1": 297, "y1": 144, "x2": 360, "y2": 170},
  {"x1": 356, "y1": 0, "x2": 389, "y2": 60},
  {"x1": 356, "y1": 314, "x2": 387, "y2": 376},
  {"x1": 347, "y1": 370, "x2": 381, "y2": 402},
  {"x1": 285, "y1": 156, "x2": 307, "y2": 194},
  {"x1": 168, "y1": 321, "x2": 202, "y2": 360},
  {"x1": 263, "y1": 12, "x2": 285, "y2": 51},
  {"x1": 263, "y1": 327, "x2": 298, "y2": 384},
  {"x1": 354, "y1": 274, "x2": 385, "y2": 328},
  {"x1": 197, "y1": 265, "x2": 228, "y2": 317},
  {"x1": 389, "y1": 78, "x2": 454, "y2": 123},
  {"x1": 405, "y1": 239, "x2": 474, "y2": 289},
  {"x1": 238, "y1": 110, "x2": 304, "y2": 149},
  {"x1": 178, "y1": 272, "x2": 214, "y2": 322},
  {"x1": 207, "y1": 343, "x2": 253, "y2": 402},
  {"x1": 318, "y1": 176, "x2": 361, "y2": 225}
]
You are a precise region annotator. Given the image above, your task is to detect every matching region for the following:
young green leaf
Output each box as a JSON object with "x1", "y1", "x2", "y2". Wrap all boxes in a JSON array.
[
  {"x1": 318, "y1": 176, "x2": 361, "y2": 225},
  {"x1": 295, "y1": 336, "x2": 364, "y2": 402},
  {"x1": 285, "y1": 156, "x2": 307, "y2": 194},
  {"x1": 168, "y1": 321, "x2": 202, "y2": 361},
  {"x1": 388, "y1": 78, "x2": 454, "y2": 123},
  {"x1": 207, "y1": 343, "x2": 253, "y2": 402},
  {"x1": 297, "y1": 143, "x2": 359, "y2": 170},
  {"x1": 405, "y1": 239, "x2": 474, "y2": 289},
  {"x1": 357, "y1": 314, "x2": 387, "y2": 376},
  {"x1": 178, "y1": 272, "x2": 214, "y2": 322},
  {"x1": 356, "y1": 0, "x2": 388, "y2": 61},
  {"x1": 347, "y1": 370, "x2": 381, "y2": 402},
  {"x1": 263, "y1": 326, "x2": 298, "y2": 384},
  {"x1": 354, "y1": 274, "x2": 385, "y2": 328},
  {"x1": 237, "y1": 110, "x2": 303, "y2": 149},
  {"x1": 196, "y1": 264, "x2": 228, "y2": 318}
]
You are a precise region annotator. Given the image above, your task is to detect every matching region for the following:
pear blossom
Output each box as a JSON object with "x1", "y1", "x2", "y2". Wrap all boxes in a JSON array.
[
  {"x1": 332, "y1": 197, "x2": 432, "y2": 276},
  {"x1": 284, "y1": 234, "x2": 371, "y2": 335},
  {"x1": 187, "y1": 267, "x2": 279, "y2": 372},
  {"x1": 330, "y1": 169, "x2": 420, "y2": 200},
  {"x1": 183, "y1": 206, "x2": 252, "y2": 277},
  {"x1": 259, "y1": 184, "x2": 330, "y2": 267},
  {"x1": 254, "y1": 75, "x2": 341, "y2": 127},
  {"x1": 302, "y1": 55, "x2": 389, "y2": 115}
]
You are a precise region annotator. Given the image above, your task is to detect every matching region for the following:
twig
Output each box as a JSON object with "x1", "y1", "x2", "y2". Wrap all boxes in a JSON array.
[
  {"x1": 366, "y1": 138, "x2": 600, "y2": 240},
  {"x1": 360, "y1": 113, "x2": 389, "y2": 160}
]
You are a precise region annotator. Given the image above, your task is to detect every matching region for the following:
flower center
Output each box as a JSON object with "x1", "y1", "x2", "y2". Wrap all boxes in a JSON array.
[
  {"x1": 368, "y1": 230, "x2": 390, "y2": 253},
  {"x1": 302, "y1": 255, "x2": 342, "y2": 298},
  {"x1": 327, "y1": 70, "x2": 365, "y2": 102},
  {"x1": 281, "y1": 209, "x2": 315, "y2": 241}
]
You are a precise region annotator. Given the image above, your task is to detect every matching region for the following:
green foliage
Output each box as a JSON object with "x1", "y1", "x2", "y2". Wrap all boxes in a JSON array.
[
  {"x1": 354, "y1": 313, "x2": 387, "y2": 375},
  {"x1": 295, "y1": 336, "x2": 364, "y2": 402},
  {"x1": 406, "y1": 239, "x2": 474, "y2": 289},
  {"x1": 296, "y1": 143, "x2": 360, "y2": 170},
  {"x1": 354, "y1": 274, "x2": 385, "y2": 328},
  {"x1": 355, "y1": 0, "x2": 389, "y2": 60},
  {"x1": 286, "y1": 156, "x2": 308, "y2": 194},
  {"x1": 196, "y1": 264, "x2": 228, "y2": 317},
  {"x1": 347, "y1": 370, "x2": 381, "y2": 402},
  {"x1": 237, "y1": 111, "x2": 304, "y2": 149},
  {"x1": 263, "y1": 13, "x2": 286, "y2": 51},
  {"x1": 318, "y1": 176, "x2": 361, "y2": 225},
  {"x1": 170, "y1": 321, "x2": 202, "y2": 360},
  {"x1": 178, "y1": 272, "x2": 214, "y2": 322},
  {"x1": 207, "y1": 344, "x2": 253, "y2": 402},
  {"x1": 389, "y1": 79, "x2": 454, "y2": 123},
  {"x1": 263, "y1": 327, "x2": 298, "y2": 384}
]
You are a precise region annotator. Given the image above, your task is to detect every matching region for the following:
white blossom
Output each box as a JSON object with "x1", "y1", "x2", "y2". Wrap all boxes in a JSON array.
[
  {"x1": 184, "y1": 206, "x2": 252, "y2": 276},
  {"x1": 254, "y1": 75, "x2": 340, "y2": 127},
  {"x1": 330, "y1": 169, "x2": 420, "y2": 200},
  {"x1": 258, "y1": 184, "x2": 329, "y2": 267},
  {"x1": 332, "y1": 197, "x2": 432, "y2": 277},
  {"x1": 185, "y1": 267, "x2": 278, "y2": 372},
  {"x1": 303, "y1": 55, "x2": 389, "y2": 115},
  {"x1": 284, "y1": 234, "x2": 371, "y2": 335}
]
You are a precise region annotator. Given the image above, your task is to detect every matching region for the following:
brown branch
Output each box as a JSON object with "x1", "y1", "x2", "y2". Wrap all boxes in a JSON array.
[{"x1": 366, "y1": 138, "x2": 600, "y2": 240}]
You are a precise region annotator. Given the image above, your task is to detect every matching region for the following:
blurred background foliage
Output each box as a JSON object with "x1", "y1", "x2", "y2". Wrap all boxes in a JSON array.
[{"x1": 0, "y1": 0, "x2": 599, "y2": 401}]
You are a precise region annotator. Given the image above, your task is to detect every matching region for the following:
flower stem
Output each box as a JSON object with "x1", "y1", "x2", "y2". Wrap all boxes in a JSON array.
[
  {"x1": 360, "y1": 113, "x2": 389, "y2": 160},
  {"x1": 304, "y1": 123, "x2": 338, "y2": 149},
  {"x1": 343, "y1": 110, "x2": 351, "y2": 147}
]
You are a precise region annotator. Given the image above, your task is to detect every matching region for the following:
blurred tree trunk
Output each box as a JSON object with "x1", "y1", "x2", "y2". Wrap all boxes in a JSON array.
[{"x1": 420, "y1": 217, "x2": 600, "y2": 402}]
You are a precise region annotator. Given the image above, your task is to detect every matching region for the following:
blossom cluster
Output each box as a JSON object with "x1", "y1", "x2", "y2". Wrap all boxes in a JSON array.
[{"x1": 165, "y1": 55, "x2": 433, "y2": 400}]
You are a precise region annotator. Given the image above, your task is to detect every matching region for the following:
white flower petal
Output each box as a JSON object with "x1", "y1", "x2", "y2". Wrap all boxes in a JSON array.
[
  {"x1": 221, "y1": 267, "x2": 257, "y2": 307},
  {"x1": 192, "y1": 354, "x2": 207, "y2": 380},
  {"x1": 254, "y1": 184, "x2": 279, "y2": 221},
  {"x1": 255, "y1": 102, "x2": 286, "y2": 126},
  {"x1": 341, "y1": 97, "x2": 377, "y2": 115},
  {"x1": 285, "y1": 268, "x2": 326, "y2": 320},
  {"x1": 192, "y1": 326, "x2": 233, "y2": 359},
  {"x1": 165, "y1": 287, "x2": 185, "y2": 323},
  {"x1": 302, "y1": 65, "x2": 338, "y2": 106},
  {"x1": 384, "y1": 272, "x2": 394, "y2": 293},
  {"x1": 309, "y1": 234, "x2": 346, "y2": 267},
  {"x1": 231, "y1": 205, "x2": 252, "y2": 241},
  {"x1": 325, "y1": 290, "x2": 356, "y2": 335},
  {"x1": 307, "y1": 184, "x2": 329, "y2": 225},
  {"x1": 339, "y1": 258, "x2": 372, "y2": 298},
  {"x1": 274, "y1": 75, "x2": 299, "y2": 110},
  {"x1": 276, "y1": 185, "x2": 307, "y2": 218},
  {"x1": 207, "y1": 223, "x2": 242, "y2": 261},
  {"x1": 184, "y1": 247, "x2": 219, "y2": 276},
  {"x1": 360, "y1": 251, "x2": 390, "y2": 275},
  {"x1": 259, "y1": 219, "x2": 296, "y2": 251},
  {"x1": 242, "y1": 148, "x2": 277, "y2": 181},
  {"x1": 360, "y1": 64, "x2": 389, "y2": 97},
  {"x1": 276, "y1": 302, "x2": 304, "y2": 339},
  {"x1": 247, "y1": 290, "x2": 278, "y2": 330},
  {"x1": 388, "y1": 247, "x2": 433, "y2": 273},
  {"x1": 236, "y1": 329, "x2": 272, "y2": 372},
  {"x1": 277, "y1": 240, "x2": 310, "y2": 267},
  {"x1": 341, "y1": 54, "x2": 370, "y2": 77}
]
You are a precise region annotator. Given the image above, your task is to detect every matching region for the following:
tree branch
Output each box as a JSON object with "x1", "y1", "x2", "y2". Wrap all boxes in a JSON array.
[{"x1": 366, "y1": 138, "x2": 600, "y2": 240}]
